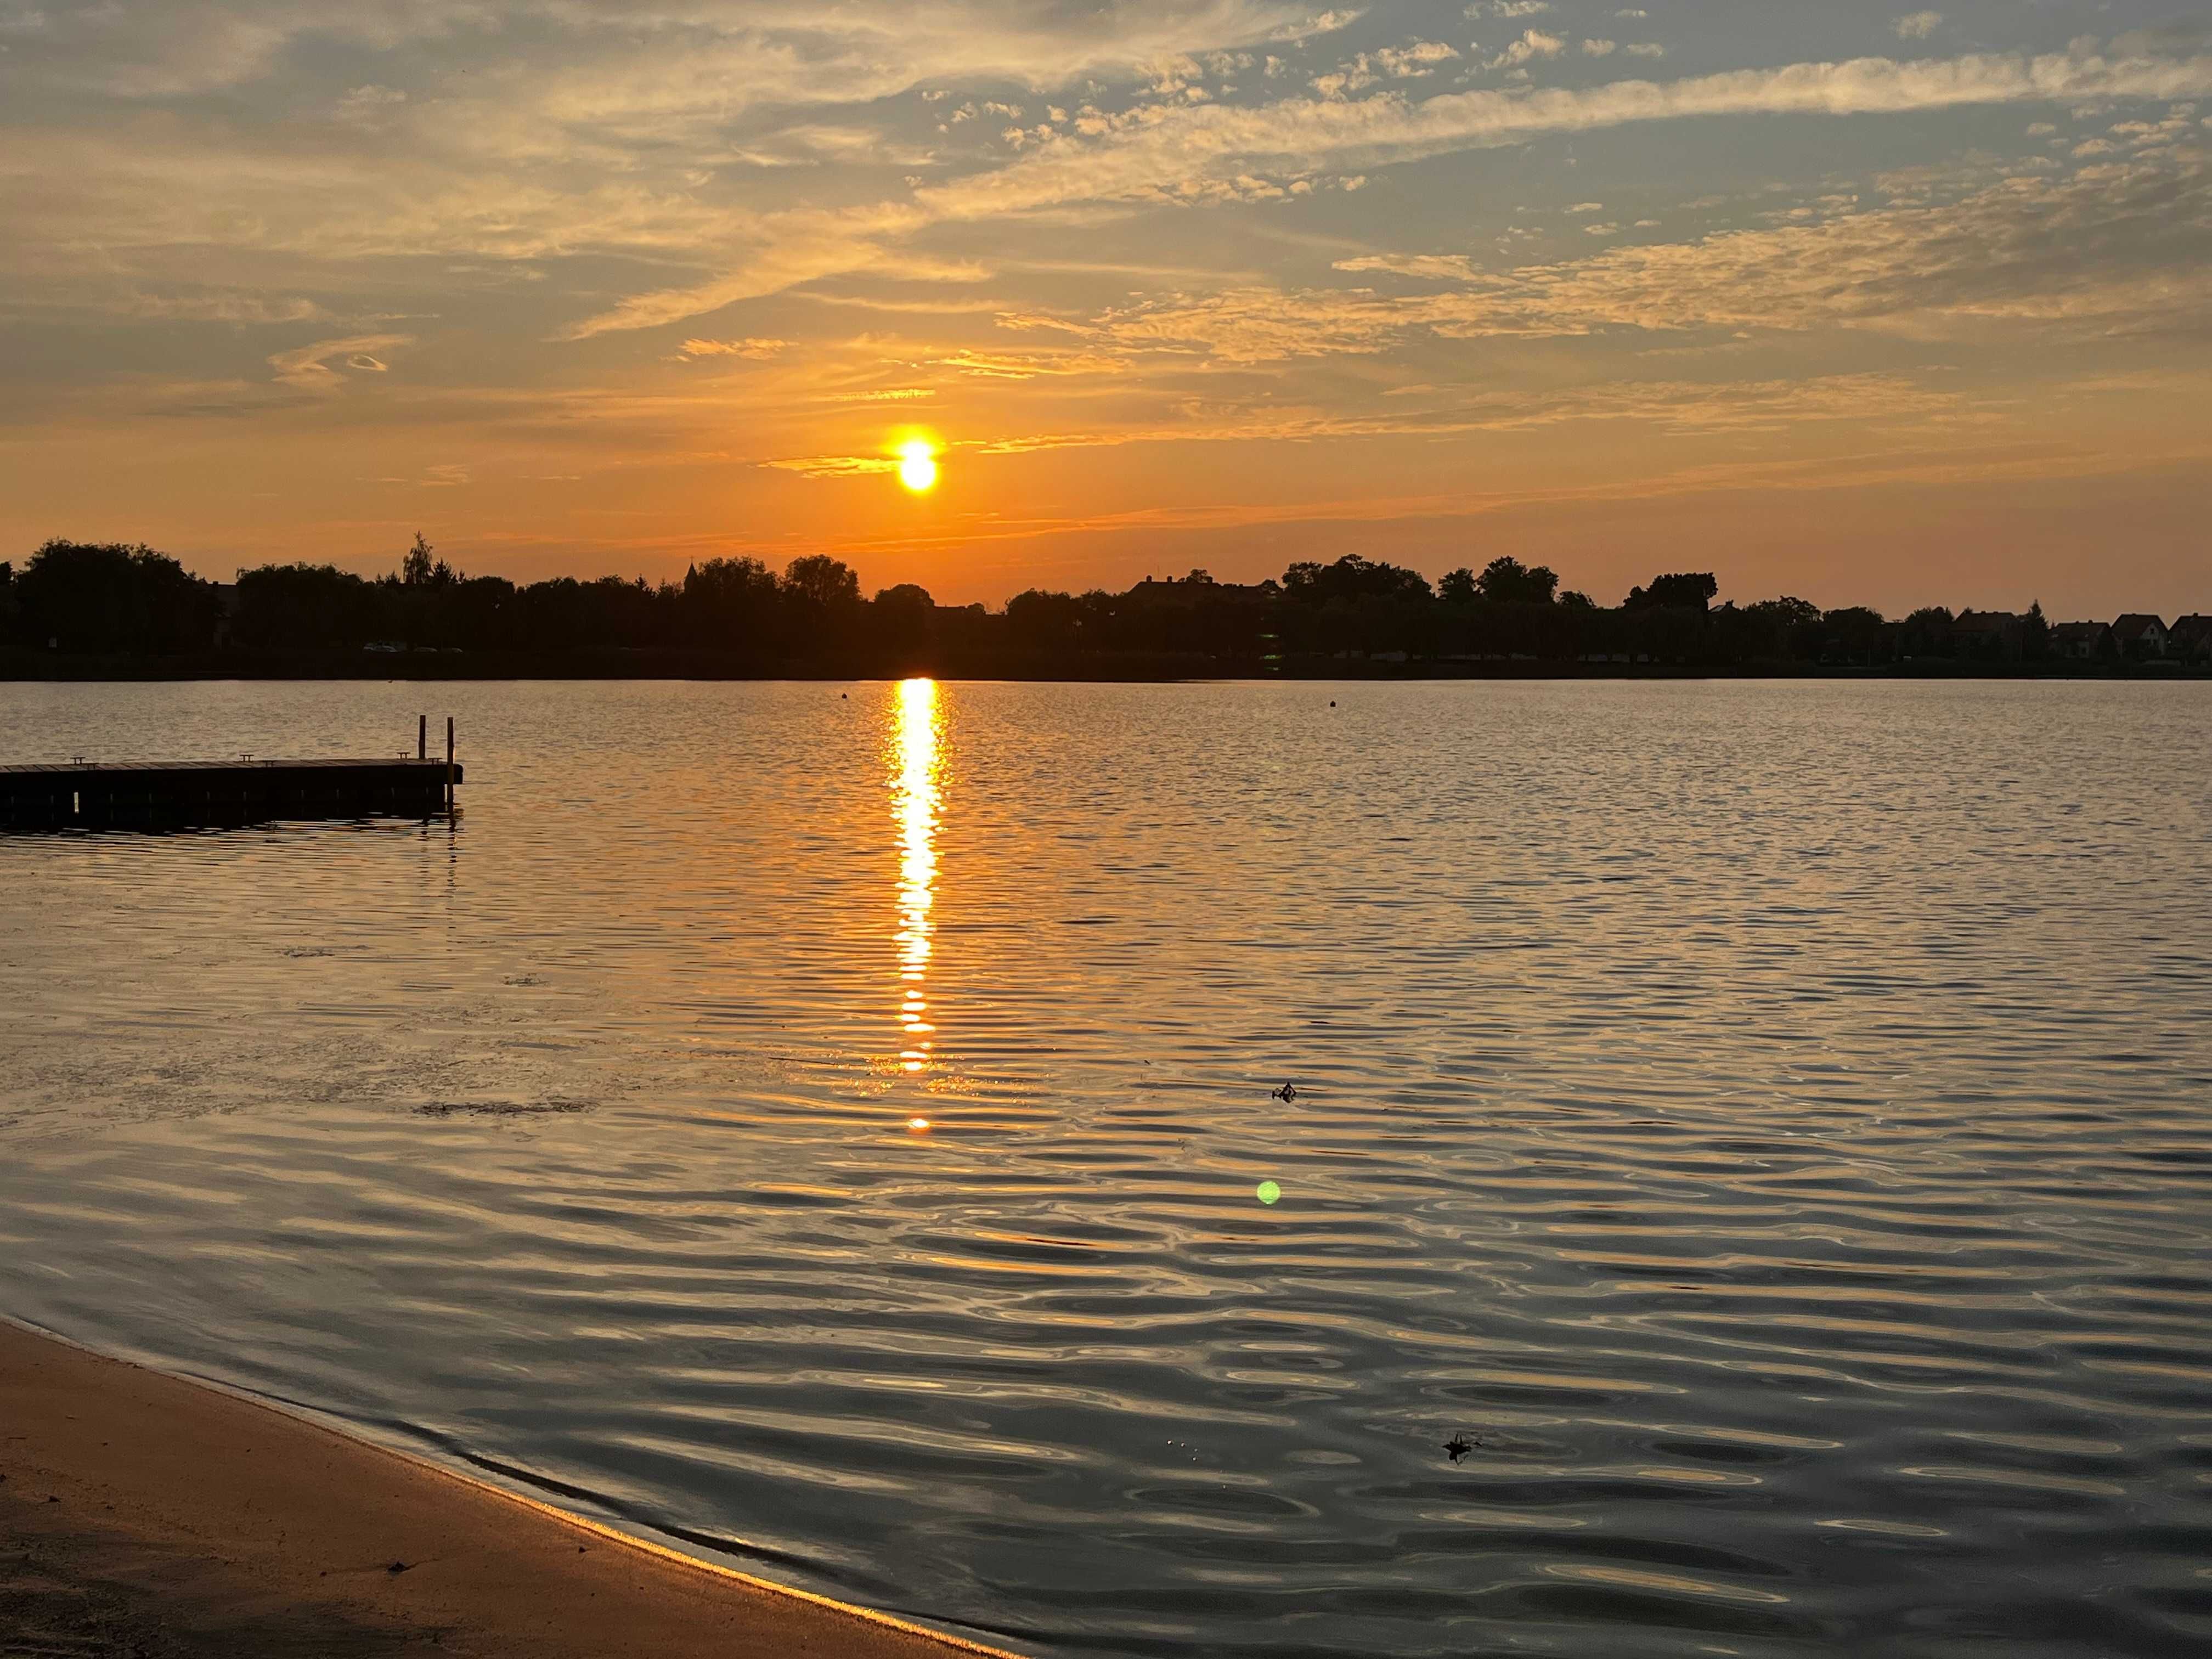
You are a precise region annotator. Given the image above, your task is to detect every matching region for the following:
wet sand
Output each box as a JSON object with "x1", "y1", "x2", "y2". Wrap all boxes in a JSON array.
[{"x1": 0, "y1": 1321, "x2": 1014, "y2": 1658}]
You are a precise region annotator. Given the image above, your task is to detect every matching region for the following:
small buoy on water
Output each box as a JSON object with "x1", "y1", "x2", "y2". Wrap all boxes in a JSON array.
[{"x1": 909, "y1": 1116, "x2": 930, "y2": 1132}]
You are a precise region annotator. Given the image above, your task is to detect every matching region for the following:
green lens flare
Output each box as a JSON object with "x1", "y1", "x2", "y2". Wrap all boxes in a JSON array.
[{"x1": 1256, "y1": 1180, "x2": 1282, "y2": 1205}]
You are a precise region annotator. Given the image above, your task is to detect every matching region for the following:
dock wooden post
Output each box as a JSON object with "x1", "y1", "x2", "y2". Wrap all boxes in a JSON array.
[
  {"x1": 445, "y1": 717, "x2": 455, "y2": 811},
  {"x1": 419, "y1": 715, "x2": 427, "y2": 760}
]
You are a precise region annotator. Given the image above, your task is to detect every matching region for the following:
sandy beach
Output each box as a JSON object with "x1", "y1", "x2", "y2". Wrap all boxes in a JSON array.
[{"x1": 0, "y1": 1319, "x2": 1015, "y2": 1658}]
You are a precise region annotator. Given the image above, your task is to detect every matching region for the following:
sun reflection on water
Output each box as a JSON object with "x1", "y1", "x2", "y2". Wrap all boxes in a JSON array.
[{"x1": 891, "y1": 678, "x2": 941, "y2": 1074}]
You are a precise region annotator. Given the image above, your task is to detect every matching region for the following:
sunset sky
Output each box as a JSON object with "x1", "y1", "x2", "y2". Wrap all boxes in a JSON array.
[{"x1": 4, "y1": 2, "x2": 2208, "y2": 614}]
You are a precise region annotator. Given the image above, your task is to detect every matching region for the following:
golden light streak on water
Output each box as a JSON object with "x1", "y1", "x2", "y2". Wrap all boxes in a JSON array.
[{"x1": 891, "y1": 678, "x2": 941, "y2": 1075}]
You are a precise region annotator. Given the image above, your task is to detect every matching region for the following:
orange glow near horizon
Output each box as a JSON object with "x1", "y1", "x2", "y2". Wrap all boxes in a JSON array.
[{"x1": 892, "y1": 678, "x2": 942, "y2": 1075}]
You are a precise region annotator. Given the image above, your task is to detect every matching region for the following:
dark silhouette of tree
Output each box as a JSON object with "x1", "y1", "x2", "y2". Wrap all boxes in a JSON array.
[
  {"x1": 782, "y1": 555, "x2": 862, "y2": 611},
  {"x1": 400, "y1": 532, "x2": 454, "y2": 587},
  {"x1": 1747, "y1": 596, "x2": 1820, "y2": 628},
  {"x1": 1821, "y1": 606, "x2": 1889, "y2": 664},
  {"x1": 682, "y1": 556, "x2": 777, "y2": 653},
  {"x1": 512, "y1": 575, "x2": 662, "y2": 652},
  {"x1": 1472, "y1": 556, "x2": 1559, "y2": 606},
  {"x1": 1282, "y1": 554, "x2": 1431, "y2": 605},
  {"x1": 14, "y1": 540, "x2": 217, "y2": 654},
  {"x1": 876, "y1": 583, "x2": 935, "y2": 612},
  {"x1": 686, "y1": 557, "x2": 775, "y2": 608},
  {"x1": 1899, "y1": 606, "x2": 1956, "y2": 659},
  {"x1": 1625, "y1": 572, "x2": 1718, "y2": 611},
  {"x1": 5, "y1": 529, "x2": 2182, "y2": 678},
  {"x1": 235, "y1": 563, "x2": 377, "y2": 650},
  {"x1": 872, "y1": 583, "x2": 936, "y2": 662},
  {"x1": 1726, "y1": 596, "x2": 1819, "y2": 661},
  {"x1": 775, "y1": 555, "x2": 862, "y2": 657},
  {"x1": 1005, "y1": 588, "x2": 1085, "y2": 653}
]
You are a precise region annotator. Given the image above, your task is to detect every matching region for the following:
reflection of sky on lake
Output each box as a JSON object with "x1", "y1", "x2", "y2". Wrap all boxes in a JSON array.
[{"x1": 891, "y1": 678, "x2": 940, "y2": 1076}]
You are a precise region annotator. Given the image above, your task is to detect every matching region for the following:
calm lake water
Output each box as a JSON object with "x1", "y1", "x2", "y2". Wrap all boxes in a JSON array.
[{"x1": 3, "y1": 679, "x2": 2210, "y2": 1658}]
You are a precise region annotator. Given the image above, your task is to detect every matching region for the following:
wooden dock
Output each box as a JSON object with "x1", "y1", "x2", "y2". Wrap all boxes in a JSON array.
[
  {"x1": 1, "y1": 719, "x2": 462, "y2": 828},
  {"x1": 0, "y1": 759, "x2": 464, "y2": 828}
]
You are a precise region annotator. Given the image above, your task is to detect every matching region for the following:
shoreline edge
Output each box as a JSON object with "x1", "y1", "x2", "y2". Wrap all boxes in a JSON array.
[{"x1": 1, "y1": 1314, "x2": 1024, "y2": 1658}]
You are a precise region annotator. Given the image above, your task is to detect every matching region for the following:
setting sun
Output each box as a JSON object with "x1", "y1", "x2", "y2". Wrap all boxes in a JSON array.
[{"x1": 895, "y1": 439, "x2": 939, "y2": 494}]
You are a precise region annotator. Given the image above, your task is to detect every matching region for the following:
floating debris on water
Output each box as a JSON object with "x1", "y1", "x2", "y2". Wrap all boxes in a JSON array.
[
  {"x1": 1271, "y1": 1083, "x2": 1298, "y2": 1103},
  {"x1": 1444, "y1": 1432, "x2": 1481, "y2": 1464}
]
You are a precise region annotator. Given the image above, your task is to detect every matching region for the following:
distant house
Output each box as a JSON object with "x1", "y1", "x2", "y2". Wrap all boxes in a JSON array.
[
  {"x1": 2048, "y1": 620, "x2": 2111, "y2": 661},
  {"x1": 2169, "y1": 614, "x2": 2212, "y2": 663},
  {"x1": 2110, "y1": 614, "x2": 2169, "y2": 658}
]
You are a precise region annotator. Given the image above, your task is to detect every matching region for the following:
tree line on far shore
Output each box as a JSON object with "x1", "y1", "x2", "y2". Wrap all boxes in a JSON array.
[{"x1": 0, "y1": 535, "x2": 2183, "y2": 675}]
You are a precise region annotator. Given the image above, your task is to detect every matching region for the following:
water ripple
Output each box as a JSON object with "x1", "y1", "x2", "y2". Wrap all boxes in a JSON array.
[{"x1": 2, "y1": 678, "x2": 2210, "y2": 1657}]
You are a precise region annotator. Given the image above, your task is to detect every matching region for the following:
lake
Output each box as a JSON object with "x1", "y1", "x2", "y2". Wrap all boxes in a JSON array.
[{"x1": 2, "y1": 678, "x2": 2209, "y2": 1658}]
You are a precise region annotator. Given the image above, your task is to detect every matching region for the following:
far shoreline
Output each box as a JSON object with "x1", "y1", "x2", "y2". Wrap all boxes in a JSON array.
[{"x1": 4, "y1": 653, "x2": 2207, "y2": 684}]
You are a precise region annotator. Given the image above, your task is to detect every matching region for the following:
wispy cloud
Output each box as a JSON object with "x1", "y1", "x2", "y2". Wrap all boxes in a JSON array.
[
  {"x1": 19, "y1": 2, "x2": 1359, "y2": 104},
  {"x1": 267, "y1": 332, "x2": 413, "y2": 390},
  {"x1": 1056, "y1": 159, "x2": 2212, "y2": 360},
  {"x1": 1334, "y1": 252, "x2": 1486, "y2": 280},
  {"x1": 676, "y1": 337, "x2": 787, "y2": 359},
  {"x1": 763, "y1": 452, "x2": 905, "y2": 477},
  {"x1": 565, "y1": 42, "x2": 2212, "y2": 336},
  {"x1": 930, "y1": 346, "x2": 1130, "y2": 378}
]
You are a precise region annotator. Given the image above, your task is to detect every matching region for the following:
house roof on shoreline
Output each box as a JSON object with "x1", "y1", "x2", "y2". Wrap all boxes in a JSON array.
[
  {"x1": 2112, "y1": 613, "x2": 2168, "y2": 637},
  {"x1": 2169, "y1": 615, "x2": 2212, "y2": 652}
]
